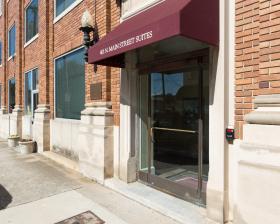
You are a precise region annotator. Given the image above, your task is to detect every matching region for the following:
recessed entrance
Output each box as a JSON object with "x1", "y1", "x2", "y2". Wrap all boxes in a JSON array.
[{"x1": 138, "y1": 50, "x2": 209, "y2": 205}]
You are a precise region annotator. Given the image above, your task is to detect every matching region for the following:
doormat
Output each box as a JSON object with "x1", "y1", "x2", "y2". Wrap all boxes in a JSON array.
[{"x1": 55, "y1": 211, "x2": 105, "y2": 224}]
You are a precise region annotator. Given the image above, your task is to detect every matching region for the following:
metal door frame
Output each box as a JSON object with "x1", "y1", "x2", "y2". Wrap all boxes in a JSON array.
[{"x1": 138, "y1": 57, "x2": 208, "y2": 206}]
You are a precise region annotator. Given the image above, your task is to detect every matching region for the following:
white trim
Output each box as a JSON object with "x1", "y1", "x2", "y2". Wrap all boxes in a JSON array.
[
  {"x1": 53, "y1": 0, "x2": 83, "y2": 24},
  {"x1": 24, "y1": 0, "x2": 39, "y2": 45},
  {"x1": 53, "y1": 46, "x2": 84, "y2": 119},
  {"x1": 7, "y1": 54, "x2": 16, "y2": 61},
  {"x1": 121, "y1": 0, "x2": 164, "y2": 21},
  {"x1": 24, "y1": 34, "x2": 39, "y2": 48},
  {"x1": 24, "y1": 67, "x2": 39, "y2": 117}
]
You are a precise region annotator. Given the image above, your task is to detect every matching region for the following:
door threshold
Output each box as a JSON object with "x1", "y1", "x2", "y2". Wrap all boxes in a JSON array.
[{"x1": 104, "y1": 178, "x2": 211, "y2": 224}]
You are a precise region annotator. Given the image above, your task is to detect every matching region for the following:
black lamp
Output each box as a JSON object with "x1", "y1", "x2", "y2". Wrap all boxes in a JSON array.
[{"x1": 79, "y1": 10, "x2": 96, "y2": 62}]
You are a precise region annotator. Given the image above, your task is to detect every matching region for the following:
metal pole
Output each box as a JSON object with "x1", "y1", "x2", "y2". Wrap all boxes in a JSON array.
[{"x1": 197, "y1": 63, "x2": 204, "y2": 201}]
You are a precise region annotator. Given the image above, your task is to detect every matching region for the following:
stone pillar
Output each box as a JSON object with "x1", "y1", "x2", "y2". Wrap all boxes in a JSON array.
[
  {"x1": 78, "y1": 102, "x2": 114, "y2": 184},
  {"x1": 10, "y1": 105, "x2": 23, "y2": 138},
  {"x1": 33, "y1": 104, "x2": 50, "y2": 153},
  {"x1": 0, "y1": 106, "x2": 7, "y2": 115},
  {"x1": 234, "y1": 94, "x2": 280, "y2": 224},
  {"x1": 118, "y1": 51, "x2": 138, "y2": 183},
  {"x1": 0, "y1": 106, "x2": 9, "y2": 139}
]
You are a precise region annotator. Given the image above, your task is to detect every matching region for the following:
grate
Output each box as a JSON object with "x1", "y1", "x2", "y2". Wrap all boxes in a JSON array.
[{"x1": 55, "y1": 211, "x2": 105, "y2": 224}]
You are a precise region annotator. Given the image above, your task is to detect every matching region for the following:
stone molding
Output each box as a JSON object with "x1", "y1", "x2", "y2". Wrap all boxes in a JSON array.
[
  {"x1": 35, "y1": 104, "x2": 51, "y2": 114},
  {"x1": 12, "y1": 105, "x2": 23, "y2": 114},
  {"x1": 245, "y1": 94, "x2": 280, "y2": 125},
  {"x1": 82, "y1": 102, "x2": 114, "y2": 117},
  {"x1": 0, "y1": 106, "x2": 7, "y2": 115}
]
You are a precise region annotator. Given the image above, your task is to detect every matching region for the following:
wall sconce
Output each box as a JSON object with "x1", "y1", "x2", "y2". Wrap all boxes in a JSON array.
[{"x1": 79, "y1": 10, "x2": 96, "y2": 62}]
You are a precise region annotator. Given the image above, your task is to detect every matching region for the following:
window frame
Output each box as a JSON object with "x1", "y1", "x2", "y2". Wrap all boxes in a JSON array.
[
  {"x1": 53, "y1": 0, "x2": 83, "y2": 24},
  {"x1": 24, "y1": 0, "x2": 39, "y2": 45},
  {"x1": 54, "y1": 46, "x2": 85, "y2": 120},
  {"x1": 8, "y1": 24, "x2": 16, "y2": 59},
  {"x1": 24, "y1": 67, "x2": 39, "y2": 117}
]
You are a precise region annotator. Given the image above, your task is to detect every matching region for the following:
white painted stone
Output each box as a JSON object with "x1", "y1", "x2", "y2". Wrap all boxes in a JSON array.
[
  {"x1": 78, "y1": 102, "x2": 114, "y2": 184},
  {"x1": 50, "y1": 118, "x2": 80, "y2": 160},
  {"x1": 22, "y1": 115, "x2": 33, "y2": 139},
  {"x1": 9, "y1": 105, "x2": 23, "y2": 138},
  {"x1": 0, "y1": 114, "x2": 10, "y2": 139},
  {"x1": 234, "y1": 94, "x2": 280, "y2": 224},
  {"x1": 235, "y1": 142, "x2": 280, "y2": 224},
  {"x1": 33, "y1": 104, "x2": 50, "y2": 153}
]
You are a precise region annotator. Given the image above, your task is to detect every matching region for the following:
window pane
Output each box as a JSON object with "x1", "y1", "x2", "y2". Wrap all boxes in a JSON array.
[
  {"x1": 25, "y1": 69, "x2": 39, "y2": 116},
  {"x1": 33, "y1": 93, "x2": 39, "y2": 114},
  {"x1": 9, "y1": 79, "x2": 15, "y2": 113},
  {"x1": 25, "y1": 0, "x2": 38, "y2": 42},
  {"x1": 32, "y1": 68, "x2": 39, "y2": 90},
  {"x1": 55, "y1": 48, "x2": 85, "y2": 120},
  {"x1": 25, "y1": 72, "x2": 32, "y2": 115},
  {"x1": 56, "y1": 0, "x2": 75, "y2": 17},
  {"x1": 9, "y1": 26, "x2": 16, "y2": 57}
]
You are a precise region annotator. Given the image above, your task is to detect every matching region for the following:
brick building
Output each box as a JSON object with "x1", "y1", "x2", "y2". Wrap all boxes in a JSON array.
[{"x1": 0, "y1": 0, "x2": 279, "y2": 223}]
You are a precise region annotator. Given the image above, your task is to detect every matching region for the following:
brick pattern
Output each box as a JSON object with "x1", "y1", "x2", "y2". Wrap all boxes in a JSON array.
[
  {"x1": 235, "y1": 0, "x2": 280, "y2": 138},
  {"x1": 0, "y1": 0, "x2": 121, "y2": 125}
]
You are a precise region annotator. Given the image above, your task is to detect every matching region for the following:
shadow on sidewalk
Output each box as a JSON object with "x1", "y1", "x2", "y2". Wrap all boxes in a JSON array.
[{"x1": 0, "y1": 185, "x2": 12, "y2": 210}]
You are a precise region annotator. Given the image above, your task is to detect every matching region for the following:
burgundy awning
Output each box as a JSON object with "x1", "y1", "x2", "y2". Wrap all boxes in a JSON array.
[{"x1": 88, "y1": 0, "x2": 219, "y2": 68}]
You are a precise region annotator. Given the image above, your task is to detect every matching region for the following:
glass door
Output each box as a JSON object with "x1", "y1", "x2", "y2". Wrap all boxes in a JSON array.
[{"x1": 139, "y1": 64, "x2": 209, "y2": 205}]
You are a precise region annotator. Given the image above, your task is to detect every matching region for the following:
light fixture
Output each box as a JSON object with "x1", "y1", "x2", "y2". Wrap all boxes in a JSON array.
[{"x1": 79, "y1": 10, "x2": 96, "y2": 62}]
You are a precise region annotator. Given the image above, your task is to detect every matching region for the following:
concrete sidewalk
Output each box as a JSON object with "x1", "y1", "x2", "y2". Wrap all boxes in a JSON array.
[{"x1": 0, "y1": 139, "x2": 181, "y2": 224}]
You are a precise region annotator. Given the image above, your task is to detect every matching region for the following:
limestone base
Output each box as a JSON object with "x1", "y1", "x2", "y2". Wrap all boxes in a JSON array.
[
  {"x1": 33, "y1": 105, "x2": 50, "y2": 153},
  {"x1": 78, "y1": 102, "x2": 114, "y2": 184}
]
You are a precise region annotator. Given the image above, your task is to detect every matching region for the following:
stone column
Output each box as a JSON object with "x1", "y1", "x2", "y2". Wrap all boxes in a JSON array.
[
  {"x1": 0, "y1": 106, "x2": 8, "y2": 139},
  {"x1": 33, "y1": 104, "x2": 50, "y2": 153},
  {"x1": 0, "y1": 106, "x2": 7, "y2": 115},
  {"x1": 234, "y1": 94, "x2": 280, "y2": 224},
  {"x1": 78, "y1": 102, "x2": 114, "y2": 184},
  {"x1": 10, "y1": 105, "x2": 23, "y2": 138},
  {"x1": 118, "y1": 51, "x2": 138, "y2": 183}
]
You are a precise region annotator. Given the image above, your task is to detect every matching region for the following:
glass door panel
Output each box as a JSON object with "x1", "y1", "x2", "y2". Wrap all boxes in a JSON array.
[{"x1": 139, "y1": 65, "x2": 209, "y2": 204}]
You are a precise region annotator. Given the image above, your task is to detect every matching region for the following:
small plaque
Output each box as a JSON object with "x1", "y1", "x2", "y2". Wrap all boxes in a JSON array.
[
  {"x1": 90, "y1": 83, "x2": 102, "y2": 100},
  {"x1": 259, "y1": 81, "x2": 269, "y2": 89}
]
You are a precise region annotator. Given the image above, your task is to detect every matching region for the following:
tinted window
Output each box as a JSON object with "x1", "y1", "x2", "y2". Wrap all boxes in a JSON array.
[
  {"x1": 8, "y1": 79, "x2": 15, "y2": 113},
  {"x1": 9, "y1": 25, "x2": 16, "y2": 57},
  {"x1": 25, "y1": 69, "x2": 39, "y2": 116},
  {"x1": 55, "y1": 48, "x2": 85, "y2": 120},
  {"x1": 25, "y1": 0, "x2": 38, "y2": 42},
  {"x1": 56, "y1": 0, "x2": 75, "y2": 17}
]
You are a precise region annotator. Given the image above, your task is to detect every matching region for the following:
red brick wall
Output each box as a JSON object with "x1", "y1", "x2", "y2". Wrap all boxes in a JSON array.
[
  {"x1": 235, "y1": 0, "x2": 280, "y2": 138},
  {"x1": 0, "y1": 0, "x2": 121, "y2": 125}
]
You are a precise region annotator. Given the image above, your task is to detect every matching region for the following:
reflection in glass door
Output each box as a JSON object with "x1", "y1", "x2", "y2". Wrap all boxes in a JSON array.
[{"x1": 139, "y1": 65, "x2": 209, "y2": 205}]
